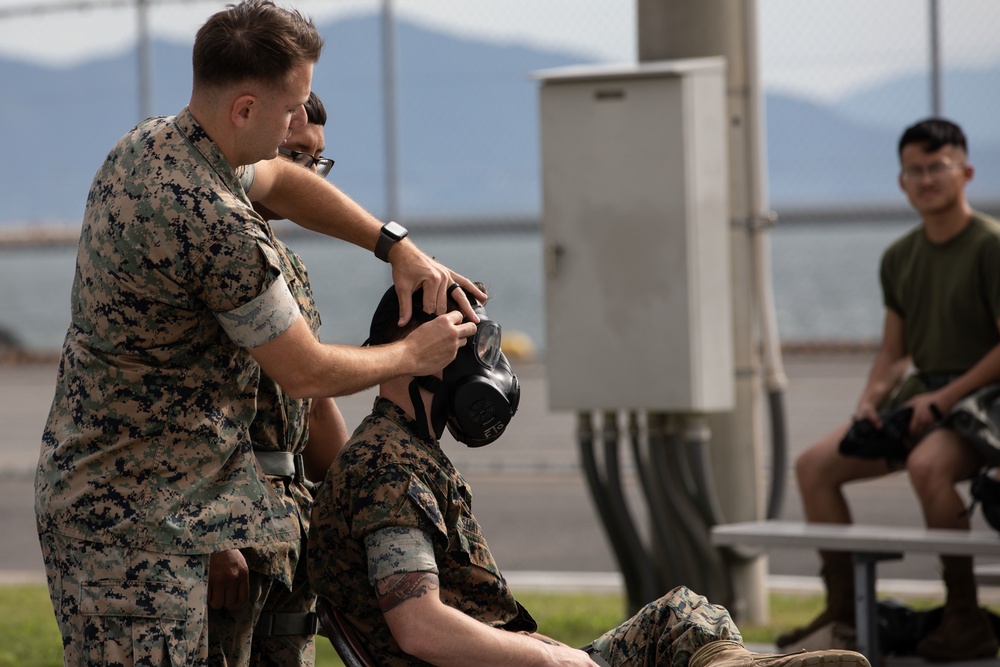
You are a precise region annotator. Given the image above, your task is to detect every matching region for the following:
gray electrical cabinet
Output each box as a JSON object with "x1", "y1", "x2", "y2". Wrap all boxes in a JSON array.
[{"x1": 537, "y1": 58, "x2": 734, "y2": 412}]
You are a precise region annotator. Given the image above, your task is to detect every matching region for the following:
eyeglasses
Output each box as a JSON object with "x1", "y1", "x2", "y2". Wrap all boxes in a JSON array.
[
  {"x1": 278, "y1": 146, "x2": 334, "y2": 178},
  {"x1": 900, "y1": 161, "x2": 963, "y2": 182}
]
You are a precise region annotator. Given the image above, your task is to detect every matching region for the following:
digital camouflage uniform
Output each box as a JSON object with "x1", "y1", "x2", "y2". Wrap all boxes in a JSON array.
[
  {"x1": 36, "y1": 107, "x2": 301, "y2": 666},
  {"x1": 208, "y1": 234, "x2": 323, "y2": 667},
  {"x1": 308, "y1": 398, "x2": 742, "y2": 667}
]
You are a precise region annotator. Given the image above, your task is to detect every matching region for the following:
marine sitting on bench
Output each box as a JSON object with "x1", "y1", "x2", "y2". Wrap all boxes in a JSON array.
[
  {"x1": 778, "y1": 118, "x2": 1000, "y2": 661},
  {"x1": 306, "y1": 283, "x2": 870, "y2": 667}
]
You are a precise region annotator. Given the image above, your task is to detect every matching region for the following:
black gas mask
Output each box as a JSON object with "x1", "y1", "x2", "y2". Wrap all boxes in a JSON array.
[{"x1": 367, "y1": 285, "x2": 519, "y2": 447}]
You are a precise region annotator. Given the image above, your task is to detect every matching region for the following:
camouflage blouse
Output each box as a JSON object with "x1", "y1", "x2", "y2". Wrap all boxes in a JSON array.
[
  {"x1": 242, "y1": 233, "x2": 323, "y2": 585},
  {"x1": 308, "y1": 397, "x2": 536, "y2": 666},
  {"x1": 35, "y1": 108, "x2": 300, "y2": 553}
]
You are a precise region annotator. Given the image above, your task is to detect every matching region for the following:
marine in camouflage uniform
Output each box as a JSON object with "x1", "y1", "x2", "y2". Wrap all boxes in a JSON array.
[
  {"x1": 36, "y1": 2, "x2": 483, "y2": 663},
  {"x1": 307, "y1": 399, "x2": 763, "y2": 667},
  {"x1": 207, "y1": 91, "x2": 339, "y2": 667},
  {"x1": 207, "y1": 235, "x2": 323, "y2": 667},
  {"x1": 36, "y1": 107, "x2": 301, "y2": 665}
]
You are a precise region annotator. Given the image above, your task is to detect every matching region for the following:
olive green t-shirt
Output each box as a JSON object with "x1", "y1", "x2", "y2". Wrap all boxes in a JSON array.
[{"x1": 880, "y1": 212, "x2": 1000, "y2": 375}]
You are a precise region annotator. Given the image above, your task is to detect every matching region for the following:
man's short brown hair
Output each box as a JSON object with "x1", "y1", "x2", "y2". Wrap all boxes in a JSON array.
[{"x1": 193, "y1": 0, "x2": 323, "y2": 90}]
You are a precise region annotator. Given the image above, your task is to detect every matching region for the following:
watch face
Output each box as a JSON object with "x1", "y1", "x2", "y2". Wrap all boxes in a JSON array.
[{"x1": 384, "y1": 221, "x2": 408, "y2": 240}]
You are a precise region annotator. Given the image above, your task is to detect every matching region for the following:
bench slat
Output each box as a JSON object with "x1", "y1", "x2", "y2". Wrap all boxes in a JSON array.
[{"x1": 711, "y1": 520, "x2": 1000, "y2": 557}]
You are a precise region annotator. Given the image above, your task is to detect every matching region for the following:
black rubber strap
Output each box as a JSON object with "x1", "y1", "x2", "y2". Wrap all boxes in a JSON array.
[{"x1": 256, "y1": 611, "x2": 319, "y2": 636}]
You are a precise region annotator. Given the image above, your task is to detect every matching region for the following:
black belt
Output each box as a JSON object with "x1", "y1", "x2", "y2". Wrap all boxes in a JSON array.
[
  {"x1": 254, "y1": 451, "x2": 304, "y2": 482},
  {"x1": 256, "y1": 611, "x2": 319, "y2": 636}
]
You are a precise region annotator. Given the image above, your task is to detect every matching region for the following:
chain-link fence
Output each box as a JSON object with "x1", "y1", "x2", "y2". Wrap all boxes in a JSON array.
[
  {"x1": 1, "y1": 1, "x2": 999, "y2": 353},
  {"x1": 760, "y1": 0, "x2": 1000, "y2": 220}
]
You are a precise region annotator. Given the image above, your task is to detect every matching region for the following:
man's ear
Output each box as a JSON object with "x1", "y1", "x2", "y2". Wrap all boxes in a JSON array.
[{"x1": 231, "y1": 94, "x2": 256, "y2": 128}]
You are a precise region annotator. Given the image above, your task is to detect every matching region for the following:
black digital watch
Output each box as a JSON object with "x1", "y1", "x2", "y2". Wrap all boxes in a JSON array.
[{"x1": 375, "y1": 221, "x2": 409, "y2": 262}]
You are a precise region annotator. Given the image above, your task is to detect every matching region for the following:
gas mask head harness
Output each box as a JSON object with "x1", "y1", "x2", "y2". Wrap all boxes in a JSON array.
[{"x1": 365, "y1": 284, "x2": 519, "y2": 447}]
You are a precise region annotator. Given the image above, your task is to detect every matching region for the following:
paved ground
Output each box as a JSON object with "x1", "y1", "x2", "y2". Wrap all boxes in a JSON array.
[{"x1": 5, "y1": 352, "x2": 1000, "y2": 601}]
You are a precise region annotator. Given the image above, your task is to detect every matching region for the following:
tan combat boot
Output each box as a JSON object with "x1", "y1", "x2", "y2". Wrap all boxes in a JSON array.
[
  {"x1": 688, "y1": 640, "x2": 870, "y2": 667},
  {"x1": 775, "y1": 551, "x2": 855, "y2": 650},
  {"x1": 916, "y1": 556, "x2": 998, "y2": 661}
]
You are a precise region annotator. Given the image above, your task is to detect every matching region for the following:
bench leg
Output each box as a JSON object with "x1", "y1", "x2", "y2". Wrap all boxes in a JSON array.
[{"x1": 853, "y1": 552, "x2": 902, "y2": 665}]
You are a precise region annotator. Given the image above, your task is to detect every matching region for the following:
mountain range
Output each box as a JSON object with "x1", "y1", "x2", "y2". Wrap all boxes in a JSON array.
[{"x1": 3, "y1": 13, "x2": 1000, "y2": 226}]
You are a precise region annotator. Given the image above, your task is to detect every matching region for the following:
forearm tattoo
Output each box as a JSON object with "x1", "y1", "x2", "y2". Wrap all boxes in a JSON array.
[{"x1": 377, "y1": 571, "x2": 440, "y2": 612}]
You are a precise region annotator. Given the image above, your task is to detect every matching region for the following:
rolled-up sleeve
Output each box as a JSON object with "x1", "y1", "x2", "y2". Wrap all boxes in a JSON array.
[
  {"x1": 365, "y1": 526, "x2": 439, "y2": 585},
  {"x1": 215, "y1": 272, "x2": 300, "y2": 348}
]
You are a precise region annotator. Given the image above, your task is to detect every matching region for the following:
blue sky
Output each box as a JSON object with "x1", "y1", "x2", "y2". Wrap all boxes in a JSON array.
[{"x1": 1, "y1": 0, "x2": 999, "y2": 102}]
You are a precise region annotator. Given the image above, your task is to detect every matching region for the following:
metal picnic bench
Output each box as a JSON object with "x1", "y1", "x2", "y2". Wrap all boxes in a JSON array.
[{"x1": 711, "y1": 520, "x2": 1000, "y2": 664}]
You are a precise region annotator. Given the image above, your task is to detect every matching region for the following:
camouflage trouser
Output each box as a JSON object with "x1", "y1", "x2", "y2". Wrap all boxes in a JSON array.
[
  {"x1": 208, "y1": 545, "x2": 316, "y2": 667},
  {"x1": 38, "y1": 529, "x2": 210, "y2": 667},
  {"x1": 587, "y1": 586, "x2": 743, "y2": 667}
]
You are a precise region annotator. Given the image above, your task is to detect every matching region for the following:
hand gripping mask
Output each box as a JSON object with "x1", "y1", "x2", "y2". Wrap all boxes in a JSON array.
[{"x1": 366, "y1": 285, "x2": 520, "y2": 447}]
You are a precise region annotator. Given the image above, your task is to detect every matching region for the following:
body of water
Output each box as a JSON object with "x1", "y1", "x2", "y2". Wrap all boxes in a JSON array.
[{"x1": 0, "y1": 221, "x2": 914, "y2": 356}]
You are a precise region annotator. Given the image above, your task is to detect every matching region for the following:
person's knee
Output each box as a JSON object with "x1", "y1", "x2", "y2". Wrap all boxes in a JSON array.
[
  {"x1": 906, "y1": 452, "x2": 931, "y2": 489},
  {"x1": 906, "y1": 445, "x2": 952, "y2": 497},
  {"x1": 795, "y1": 443, "x2": 830, "y2": 490}
]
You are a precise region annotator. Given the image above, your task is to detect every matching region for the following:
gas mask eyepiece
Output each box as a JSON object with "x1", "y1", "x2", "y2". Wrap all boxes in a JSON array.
[{"x1": 471, "y1": 319, "x2": 502, "y2": 369}]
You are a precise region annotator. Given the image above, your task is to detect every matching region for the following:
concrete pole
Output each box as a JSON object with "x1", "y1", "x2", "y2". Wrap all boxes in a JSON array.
[
  {"x1": 381, "y1": 0, "x2": 400, "y2": 223},
  {"x1": 636, "y1": 0, "x2": 769, "y2": 624},
  {"x1": 137, "y1": 0, "x2": 152, "y2": 121},
  {"x1": 928, "y1": 0, "x2": 942, "y2": 116}
]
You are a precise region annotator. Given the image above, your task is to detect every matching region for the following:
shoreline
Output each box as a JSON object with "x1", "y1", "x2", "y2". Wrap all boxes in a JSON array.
[{"x1": 0, "y1": 339, "x2": 880, "y2": 368}]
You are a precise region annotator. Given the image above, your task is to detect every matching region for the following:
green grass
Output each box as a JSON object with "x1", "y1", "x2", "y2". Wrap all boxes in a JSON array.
[
  {"x1": 0, "y1": 585, "x2": 626, "y2": 667},
  {"x1": 0, "y1": 585, "x2": 64, "y2": 667},
  {"x1": 738, "y1": 591, "x2": 826, "y2": 645},
  {"x1": 0, "y1": 583, "x2": 968, "y2": 667}
]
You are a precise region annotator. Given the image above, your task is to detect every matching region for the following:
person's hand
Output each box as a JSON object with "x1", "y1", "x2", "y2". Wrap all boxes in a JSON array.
[
  {"x1": 208, "y1": 549, "x2": 250, "y2": 610},
  {"x1": 389, "y1": 242, "x2": 487, "y2": 325},
  {"x1": 527, "y1": 632, "x2": 597, "y2": 665},
  {"x1": 537, "y1": 643, "x2": 596, "y2": 665},
  {"x1": 853, "y1": 400, "x2": 881, "y2": 427},
  {"x1": 905, "y1": 391, "x2": 947, "y2": 441},
  {"x1": 400, "y1": 311, "x2": 477, "y2": 376}
]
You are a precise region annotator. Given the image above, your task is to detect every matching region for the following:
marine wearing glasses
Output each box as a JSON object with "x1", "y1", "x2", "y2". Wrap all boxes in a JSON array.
[
  {"x1": 899, "y1": 160, "x2": 963, "y2": 182},
  {"x1": 278, "y1": 145, "x2": 335, "y2": 178}
]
